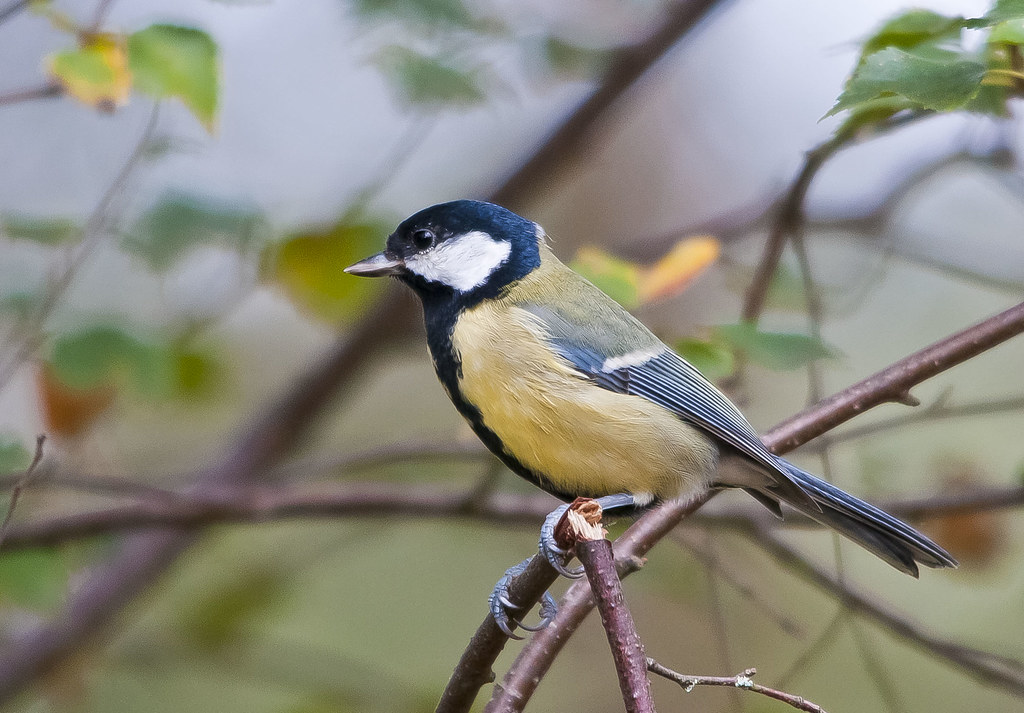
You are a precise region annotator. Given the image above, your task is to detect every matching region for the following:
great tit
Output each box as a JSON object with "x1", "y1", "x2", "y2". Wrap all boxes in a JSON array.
[{"x1": 346, "y1": 200, "x2": 956, "y2": 620}]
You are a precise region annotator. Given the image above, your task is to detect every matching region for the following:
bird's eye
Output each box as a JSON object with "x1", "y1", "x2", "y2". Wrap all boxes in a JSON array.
[{"x1": 411, "y1": 229, "x2": 435, "y2": 251}]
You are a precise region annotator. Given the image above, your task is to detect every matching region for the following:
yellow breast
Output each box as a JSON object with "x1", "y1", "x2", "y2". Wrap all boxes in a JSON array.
[{"x1": 450, "y1": 301, "x2": 717, "y2": 503}]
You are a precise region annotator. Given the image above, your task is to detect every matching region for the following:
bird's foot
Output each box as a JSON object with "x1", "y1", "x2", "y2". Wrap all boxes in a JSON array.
[
  {"x1": 489, "y1": 558, "x2": 559, "y2": 639},
  {"x1": 539, "y1": 494, "x2": 636, "y2": 578}
]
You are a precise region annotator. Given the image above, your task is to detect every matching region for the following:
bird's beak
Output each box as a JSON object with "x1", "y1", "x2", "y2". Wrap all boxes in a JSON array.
[{"x1": 344, "y1": 251, "x2": 405, "y2": 277}]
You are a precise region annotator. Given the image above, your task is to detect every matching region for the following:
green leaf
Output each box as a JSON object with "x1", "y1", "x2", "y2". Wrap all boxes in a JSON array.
[
  {"x1": 861, "y1": 10, "x2": 968, "y2": 58},
  {"x1": 0, "y1": 549, "x2": 67, "y2": 611},
  {"x1": 264, "y1": 219, "x2": 390, "y2": 324},
  {"x1": 124, "y1": 192, "x2": 265, "y2": 272},
  {"x1": 0, "y1": 435, "x2": 30, "y2": 474},
  {"x1": 986, "y1": 0, "x2": 1024, "y2": 23},
  {"x1": 171, "y1": 343, "x2": 221, "y2": 398},
  {"x1": 375, "y1": 47, "x2": 486, "y2": 108},
  {"x1": 1, "y1": 215, "x2": 80, "y2": 245},
  {"x1": 0, "y1": 291, "x2": 41, "y2": 321},
  {"x1": 989, "y1": 18, "x2": 1024, "y2": 43},
  {"x1": 49, "y1": 325, "x2": 175, "y2": 397},
  {"x1": 352, "y1": 0, "x2": 477, "y2": 28},
  {"x1": 674, "y1": 338, "x2": 735, "y2": 381},
  {"x1": 714, "y1": 322, "x2": 835, "y2": 372},
  {"x1": 828, "y1": 47, "x2": 985, "y2": 117},
  {"x1": 542, "y1": 37, "x2": 614, "y2": 78},
  {"x1": 177, "y1": 568, "x2": 287, "y2": 650},
  {"x1": 127, "y1": 24, "x2": 219, "y2": 130},
  {"x1": 965, "y1": 82, "x2": 1011, "y2": 116},
  {"x1": 834, "y1": 95, "x2": 920, "y2": 137},
  {"x1": 570, "y1": 247, "x2": 640, "y2": 309}
]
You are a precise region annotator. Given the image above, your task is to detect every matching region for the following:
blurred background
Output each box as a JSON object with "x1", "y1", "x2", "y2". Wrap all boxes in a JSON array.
[{"x1": 1, "y1": 0, "x2": 1023, "y2": 710}]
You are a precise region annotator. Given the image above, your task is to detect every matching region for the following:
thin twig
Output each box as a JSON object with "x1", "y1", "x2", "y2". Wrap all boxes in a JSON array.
[
  {"x1": 0, "y1": 435, "x2": 45, "y2": 551},
  {"x1": 0, "y1": 0, "x2": 29, "y2": 26},
  {"x1": 741, "y1": 135, "x2": 842, "y2": 323},
  {"x1": 772, "y1": 300, "x2": 1024, "y2": 452},
  {"x1": 810, "y1": 393, "x2": 1024, "y2": 449},
  {"x1": 746, "y1": 524, "x2": 1024, "y2": 695},
  {"x1": 670, "y1": 530, "x2": 804, "y2": 638},
  {"x1": 0, "y1": 105, "x2": 160, "y2": 392},
  {"x1": 740, "y1": 112, "x2": 928, "y2": 324},
  {"x1": 647, "y1": 660, "x2": 827, "y2": 713},
  {"x1": 490, "y1": 0, "x2": 727, "y2": 208},
  {"x1": 0, "y1": 83, "x2": 62, "y2": 107}
]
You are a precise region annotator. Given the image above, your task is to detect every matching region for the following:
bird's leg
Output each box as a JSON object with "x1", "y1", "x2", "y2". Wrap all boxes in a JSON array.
[
  {"x1": 490, "y1": 494, "x2": 635, "y2": 637},
  {"x1": 490, "y1": 493, "x2": 636, "y2": 635},
  {"x1": 539, "y1": 493, "x2": 635, "y2": 577},
  {"x1": 489, "y1": 558, "x2": 559, "y2": 638}
]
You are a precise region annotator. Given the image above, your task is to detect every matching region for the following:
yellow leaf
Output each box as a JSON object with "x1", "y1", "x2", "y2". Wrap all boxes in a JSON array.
[
  {"x1": 46, "y1": 33, "x2": 131, "y2": 111},
  {"x1": 637, "y1": 236, "x2": 719, "y2": 304},
  {"x1": 265, "y1": 221, "x2": 387, "y2": 324}
]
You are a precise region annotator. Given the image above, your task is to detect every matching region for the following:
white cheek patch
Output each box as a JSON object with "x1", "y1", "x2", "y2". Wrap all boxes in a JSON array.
[{"x1": 404, "y1": 230, "x2": 512, "y2": 292}]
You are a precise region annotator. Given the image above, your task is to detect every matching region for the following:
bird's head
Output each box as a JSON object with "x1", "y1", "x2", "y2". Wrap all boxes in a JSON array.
[{"x1": 345, "y1": 200, "x2": 542, "y2": 300}]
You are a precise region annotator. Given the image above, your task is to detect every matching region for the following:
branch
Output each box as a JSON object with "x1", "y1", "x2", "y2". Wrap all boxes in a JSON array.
[
  {"x1": 490, "y1": 0, "x2": 726, "y2": 208},
  {"x1": 745, "y1": 524, "x2": 1024, "y2": 696},
  {"x1": 647, "y1": 660, "x2": 827, "y2": 713},
  {"x1": 485, "y1": 299, "x2": 1024, "y2": 710},
  {"x1": 741, "y1": 134, "x2": 842, "y2": 323},
  {"x1": 0, "y1": 83, "x2": 62, "y2": 107},
  {"x1": 811, "y1": 392, "x2": 1024, "y2": 449},
  {"x1": 771, "y1": 300, "x2": 1024, "y2": 452},
  {"x1": 0, "y1": 0, "x2": 28, "y2": 25},
  {"x1": 0, "y1": 435, "x2": 45, "y2": 551},
  {"x1": 740, "y1": 112, "x2": 928, "y2": 324},
  {"x1": 0, "y1": 484, "x2": 554, "y2": 550},
  {"x1": 569, "y1": 501, "x2": 654, "y2": 713}
]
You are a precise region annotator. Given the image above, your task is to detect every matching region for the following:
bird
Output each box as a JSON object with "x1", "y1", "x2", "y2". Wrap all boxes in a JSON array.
[{"x1": 346, "y1": 199, "x2": 957, "y2": 632}]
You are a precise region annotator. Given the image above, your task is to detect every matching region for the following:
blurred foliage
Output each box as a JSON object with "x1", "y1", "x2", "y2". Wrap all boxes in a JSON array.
[
  {"x1": 124, "y1": 192, "x2": 265, "y2": 272},
  {"x1": 0, "y1": 214, "x2": 80, "y2": 246},
  {"x1": 127, "y1": 24, "x2": 220, "y2": 131},
  {"x1": 571, "y1": 236, "x2": 720, "y2": 310},
  {"x1": 0, "y1": 549, "x2": 67, "y2": 611},
  {"x1": 177, "y1": 568, "x2": 289, "y2": 651},
  {"x1": 38, "y1": 6, "x2": 220, "y2": 130},
  {"x1": 0, "y1": 435, "x2": 30, "y2": 473},
  {"x1": 263, "y1": 217, "x2": 390, "y2": 324},
  {"x1": 46, "y1": 33, "x2": 132, "y2": 110},
  {"x1": 352, "y1": 0, "x2": 483, "y2": 30},
  {"x1": 373, "y1": 46, "x2": 489, "y2": 108},
  {"x1": 713, "y1": 322, "x2": 835, "y2": 372},
  {"x1": 675, "y1": 323, "x2": 834, "y2": 380}
]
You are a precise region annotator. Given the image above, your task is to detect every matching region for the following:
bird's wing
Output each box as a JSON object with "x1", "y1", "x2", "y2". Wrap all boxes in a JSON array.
[{"x1": 519, "y1": 299, "x2": 816, "y2": 509}]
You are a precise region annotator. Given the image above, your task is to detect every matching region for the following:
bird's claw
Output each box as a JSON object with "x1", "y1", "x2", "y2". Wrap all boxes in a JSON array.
[
  {"x1": 489, "y1": 559, "x2": 559, "y2": 638},
  {"x1": 540, "y1": 504, "x2": 584, "y2": 578}
]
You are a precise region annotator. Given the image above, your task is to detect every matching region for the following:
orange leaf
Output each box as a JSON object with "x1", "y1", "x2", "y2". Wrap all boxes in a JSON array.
[
  {"x1": 36, "y1": 364, "x2": 115, "y2": 438},
  {"x1": 637, "y1": 236, "x2": 719, "y2": 304}
]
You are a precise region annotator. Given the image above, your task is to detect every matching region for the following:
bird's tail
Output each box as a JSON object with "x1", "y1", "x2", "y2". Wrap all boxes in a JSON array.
[{"x1": 767, "y1": 462, "x2": 958, "y2": 576}]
